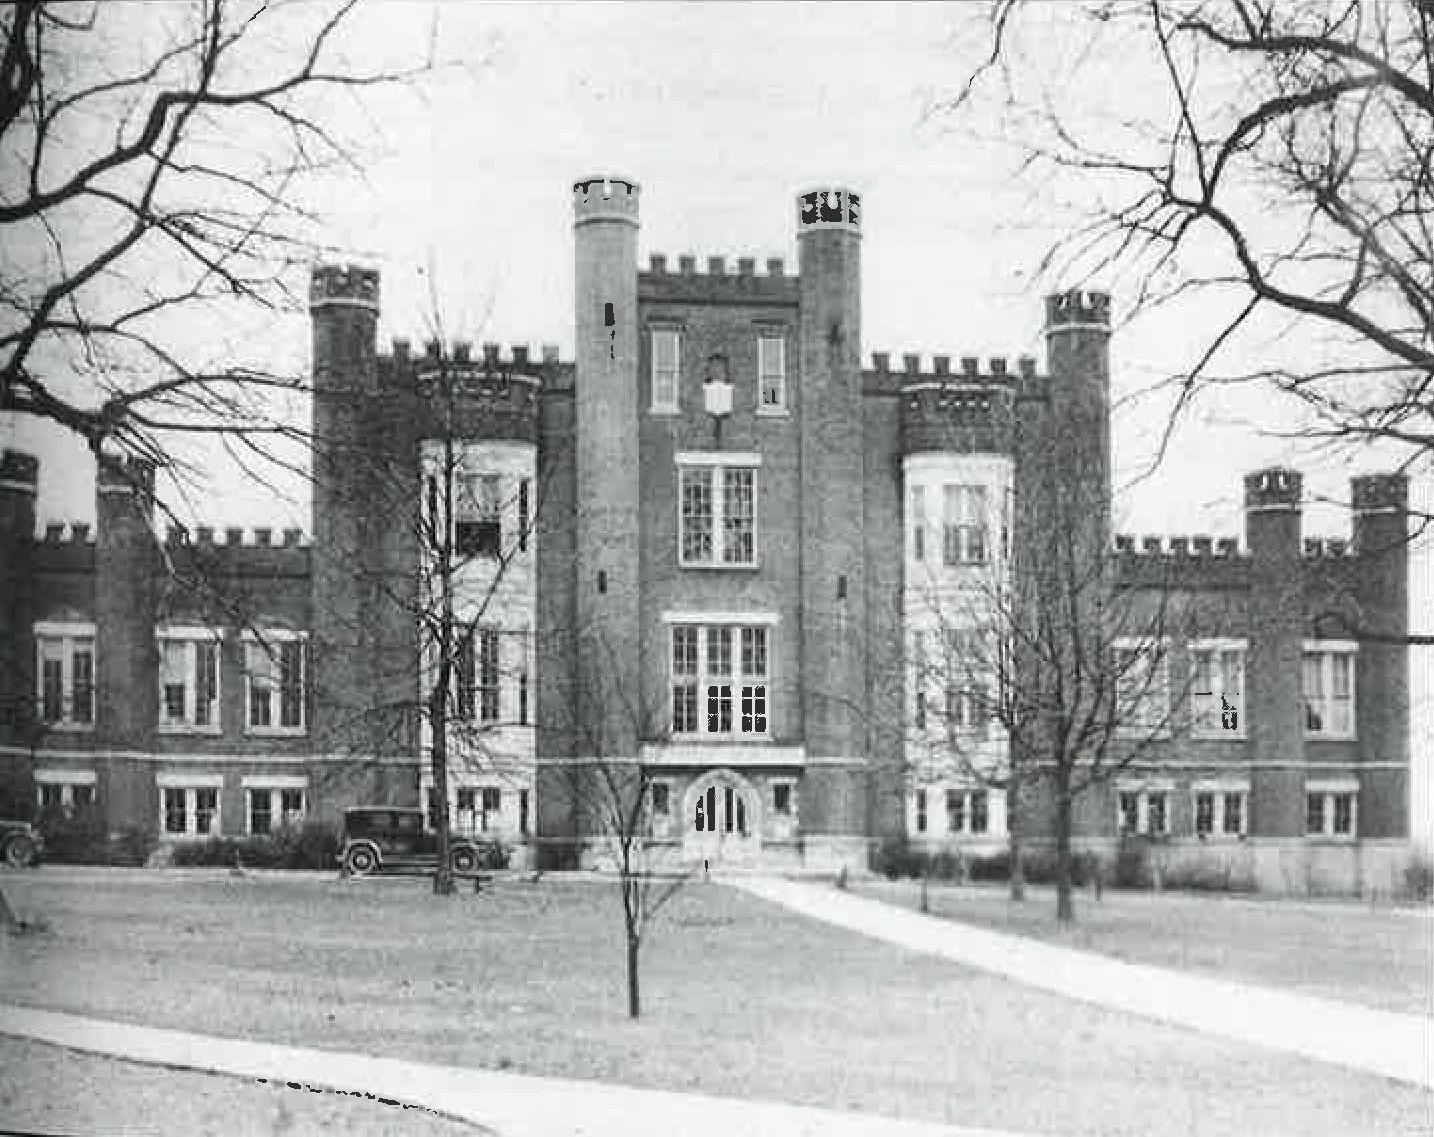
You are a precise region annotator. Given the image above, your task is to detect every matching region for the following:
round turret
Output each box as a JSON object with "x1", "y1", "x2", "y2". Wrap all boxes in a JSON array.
[{"x1": 572, "y1": 176, "x2": 639, "y2": 228}]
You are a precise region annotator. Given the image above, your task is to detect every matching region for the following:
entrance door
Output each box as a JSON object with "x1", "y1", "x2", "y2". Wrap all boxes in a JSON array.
[{"x1": 684, "y1": 773, "x2": 760, "y2": 866}]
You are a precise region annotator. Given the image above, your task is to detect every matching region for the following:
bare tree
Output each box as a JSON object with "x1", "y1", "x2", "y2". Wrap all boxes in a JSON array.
[
  {"x1": 906, "y1": 482, "x2": 1199, "y2": 922},
  {"x1": 1, "y1": 0, "x2": 429, "y2": 464},
  {"x1": 546, "y1": 630, "x2": 690, "y2": 1019},
  {"x1": 940, "y1": 0, "x2": 1431, "y2": 474}
]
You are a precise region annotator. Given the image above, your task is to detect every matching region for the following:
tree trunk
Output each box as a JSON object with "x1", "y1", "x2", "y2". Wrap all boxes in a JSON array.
[
  {"x1": 0, "y1": 886, "x2": 17, "y2": 932},
  {"x1": 1054, "y1": 773, "x2": 1075, "y2": 923},
  {"x1": 432, "y1": 687, "x2": 454, "y2": 896},
  {"x1": 1007, "y1": 780, "x2": 1025, "y2": 902},
  {"x1": 626, "y1": 931, "x2": 641, "y2": 1019}
]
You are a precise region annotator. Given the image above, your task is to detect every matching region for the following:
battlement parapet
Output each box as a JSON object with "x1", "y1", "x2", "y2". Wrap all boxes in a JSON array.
[
  {"x1": 310, "y1": 263, "x2": 380, "y2": 311},
  {"x1": 1045, "y1": 289, "x2": 1111, "y2": 329},
  {"x1": 96, "y1": 453, "x2": 156, "y2": 496},
  {"x1": 639, "y1": 257, "x2": 799, "y2": 305},
  {"x1": 1351, "y1": 473, "x2": 1408, "y2": 514},
  {"x1": 797, "y1": 187, "x2": 861, "y2": 235},
  {"x1": 165, "y1": 525, "x2": 308, "y2": 549},
  {"x1": 871, "y1": 352, "x2": 1038, "y2": 385},
  {"x1": 900, "y1": 382, "x2": 1016, "y2": 457},
  {"x1": 1, "y1": 449, "x2": 39, "y2": 491},
  {"x1": 573, "y1": 175, "x2": 639, "y2": 227},
  {"x1": 36, "y1": 521, "x2": 96, "y2": 545},
  {"x1": 1244, "y1": 467, "x2": 1302, "y2": 512},
  {"x1": 1114, "y1": 533, "x2": 1244, "y2": 559},
  {"x1": 1301, "y1": 536, "x2": 1356, "y2": 559},
  {"x1": 646, "y1": 253, "x2": 789, "y2": 278}
]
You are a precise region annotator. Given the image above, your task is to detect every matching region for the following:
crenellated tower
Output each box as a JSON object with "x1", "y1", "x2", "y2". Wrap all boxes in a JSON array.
[
  {"x1": 796, "y1": 187, "x2": 868, "y2": 865},
  {"x1": 572, "y1": 176, "x2": 642, "y2": 757}
]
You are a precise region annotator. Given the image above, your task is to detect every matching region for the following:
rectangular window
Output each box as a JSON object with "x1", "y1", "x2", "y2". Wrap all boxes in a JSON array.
[
  {"x1": 455, "y1": 631, "x2": 475, "y2": 720},
  {"x1": 1195, "y1": 792, "x2": 1215, "y2": 836},
  {"x1": 1115, "y1": 642, "x2": 1168, "y2": 733},
  {"x1": 758, "y1": 335, "x2": 786, "y2": 410},
  {"x1": 1222, "y1": 792, "x2": 1244, "y2": 836},
  {"x1": 517, "y1": 478, "x2": 530, "y2": 552},
  {"x1": 161, "y1": 783, "x2": 223, "y2": 837},
  {"x1": 651, "y1": 328, "x2": 681, "y2": 412},
  {"x1": 72, "y1": 784, "x2": 94, "y2": 812},
  {"x1": 35, "y1": 629, "x2": 96, "y2": 729},
  {"x1": 970, "y1": 790, "x2": 988, "y2": 834},
  {"x1": 477, "y1": 627, "x2": 500, "y2": 723},
  {"x1": 455, "y1": 473, "x2": 502, "y2": 558},
  {"x1": 678, "y1": 460, "x2": 758, "y2": 567},
  {"x1": 1118, "y1": 788, "x2": 1171, "y2": 836},
  {"x1": 674, "y1": 623, "x2": 772, "y2": 737},
  {"x1": 519, "y1": 789, "x2": 530, "y2": 835},
  {"x1": 942, "y1": 485, "x2": 988, "y2": 565},
  {"x1": 651, "y1": 783, "x2": 671, "y2": 816},
  {"x1": 158, "y1": 633, "x2": 221, "y2": 731},
  {"x1": 943, "y1": 789, "x2": 991, "y2": 835},
  {"x1": 38, "y1": 783, "x2": 62, "y2": 813},
  {"x1": 1190, "y1": 643, "x2": 1245, "y2": 736},
  {"x1": 245, "y1": 634, "x2": 307, "y2": 733},
  {"x1": 946, "y1": 788, "x2": 966, "y2": 834},
  {"x1": 1304, "y1": 646, "x2": 1357, "y2": 738},
  {"x1": 480, "y1": 787, "x2": 502, "y2": 832},
  {"x1": 909, "y1": 485, "x2": 926, "y2": 562},
  {"x1": 1307, "y1": 786, "x2": 1358, "y2": 837},
  {"x1": 915, "y1": 788, "x2": 927, "y2": 833},
  {"x1": 772, "y1": 782, "x2": 791, "y2": 815},
  {"x1": 249, "y1": 789, "x2": 273, "y2": 835}
]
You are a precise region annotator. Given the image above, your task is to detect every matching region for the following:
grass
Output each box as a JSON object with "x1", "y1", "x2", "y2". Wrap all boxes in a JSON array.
[
  {"x1": 0, "y1": 1035, "x2": 481, "y2": 1136},
  {"x1": 851, "y1": 878, "x2": 1434, "y2": 1016},
  {"x1": 1, "y1": 868, "x2": 1430, "y2": 1137}
]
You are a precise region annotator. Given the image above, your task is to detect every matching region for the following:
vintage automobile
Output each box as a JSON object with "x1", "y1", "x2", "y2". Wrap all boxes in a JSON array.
[
  {"x1": 337, "y1": 806, "x2": 485, "y2": 877},
  {"x1": 0, "y1": 820, "x2": 43, "y2": 869}
]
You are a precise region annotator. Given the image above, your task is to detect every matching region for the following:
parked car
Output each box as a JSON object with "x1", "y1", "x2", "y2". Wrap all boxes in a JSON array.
[
  {"x1": 0, "y1": 820, "x2": 43, "y2": 868},
  {"x1": 337, "y1": 806, "x2": 485, "y2": 877}
]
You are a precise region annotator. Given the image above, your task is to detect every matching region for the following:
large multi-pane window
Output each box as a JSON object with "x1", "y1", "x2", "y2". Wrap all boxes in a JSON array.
[
  {"x1": 651, "y1": 328, "x2": 681, "y2": 412},
  {"x1": 1306, "y1": 785, "x2": 1358, "y2": 838},
  {"x1": 1303, "y1": 645, "x2": 1356, "y2": 737},
  {"x1": 157, "y1": 631, "x2": 221, "y2": 730},
  {"x1": 670, "y1": 623, "x2": 770, "y2": 737},
  {"x1": 945, "y1": 788, "x2": 989, "y2": 835},
  {"x1": 678, "y1": 459, "x2": 758, "y2": 566},
  {"x1": 1193, "y1": 784, "x2": 1248, "y2": 838},
  {"x1": 1114, "y1": 640, "x2": 1169, "y2": 734},
  {"x1": 1190, "y1": 641, "x2": 1245, "y2": 736},
  {"x1": 1117, "y1": 788, "x2": 1170, "y2": 836},
  {"x1": 244, "y1": 633, "x2": 306, "y2": 732},
  {"x1": 455, "y1": 473, "x2": 502, "y2": 558},
  {"x1": 942, "y1": 485, "x2": 988, "y2": 565},
  {"x1": 758, "y1": 334, "x2": 786, "y2": 411},
  {"x1": 34, "y1": 771, "x2": 96, "y2": 819},
  {"x1": 455, "y1": 626, "x2": 501, "y2": 723},
  {"x1": 246, "y1": 783, "x2": 306, "y2": 835},
  {"x1": 34, "y1": 625, "x2": 95, "y2": 728},
  {"x1": 160, "y1": 781, "x2": 221, "y2": 836}
]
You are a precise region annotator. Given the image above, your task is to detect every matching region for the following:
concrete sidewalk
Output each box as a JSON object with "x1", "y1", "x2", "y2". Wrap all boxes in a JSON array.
[
  {"x1": 729, "y1": 876, "x2": 1433, "y2": 1089},
  {"x1": 0, "y1": 1004, "x2": 1023, "y2": 1137}
]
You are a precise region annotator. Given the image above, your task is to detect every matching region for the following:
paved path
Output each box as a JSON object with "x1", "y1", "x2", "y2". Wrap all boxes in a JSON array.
[
  {"x1": 728, "y1": 876, "x2": 1434, "y2": 1089},
  {"x1": 0, "y1": 1004, "x2": 1023, "y2": 1137}
]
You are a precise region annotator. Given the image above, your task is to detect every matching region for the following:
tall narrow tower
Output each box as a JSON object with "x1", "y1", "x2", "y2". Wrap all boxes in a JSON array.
[
  {"x1": 796, "y1": 187, "x2": 868, "y2": 867},
  {"x1": 573, "y1": 176, "x2": 641, "y2": 756}
]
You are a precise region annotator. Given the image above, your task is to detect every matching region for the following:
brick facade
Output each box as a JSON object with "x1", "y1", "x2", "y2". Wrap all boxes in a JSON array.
[{"x1": 0, "y1": 178, "x2": 1411, "y2": 893}]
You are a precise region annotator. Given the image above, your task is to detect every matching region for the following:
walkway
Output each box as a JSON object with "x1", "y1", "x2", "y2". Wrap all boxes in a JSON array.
[
  {"x1": 728, "y1": 876, "x2": 1434, "y2": 1089},
  {"x1": 0, "y1": 1004, "x2": 1022, "y2": 1137}
]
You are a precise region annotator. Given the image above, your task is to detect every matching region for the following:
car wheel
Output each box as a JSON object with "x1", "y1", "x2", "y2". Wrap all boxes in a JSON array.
[
  {"x1": 3, "y1": 835, "x2": 36, "y2": 869},
  {"x1": 451, "y1": 845, "x2": 478, "y2": 874},
  {"x1": 344, "y1": 844, "x2": 379, "y2": 876}
]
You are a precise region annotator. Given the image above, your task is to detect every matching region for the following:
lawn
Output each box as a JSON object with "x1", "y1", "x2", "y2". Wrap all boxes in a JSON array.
[
  {"x1": 849, "y1": 879, "x2": 1434, "y2": 1016},
  {"x1": 1, "y1": 868, "x2": 1430, "y2": 1137},
  {"x1": 0, "y1": 1035, "x2": 482, "y2": 1136}
]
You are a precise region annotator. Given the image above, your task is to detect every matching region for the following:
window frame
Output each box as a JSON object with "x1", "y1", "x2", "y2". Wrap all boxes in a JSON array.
[
  {"x1": 676, "y1": 453, "x2": 761, "y2": 569},
  {"x1": 1302, "y1": 641, "x2": 1358, "y2": 740},
  {"x1": 242, "y1": 629, "x2": 308, "y2": 736},
  {"x1": 757, "y1": 332, "x2": 787, "y2": 413},
  {"x1": 650, "y1": 326, "x2": 681, "y2": 414},
  {"x1": 156, "y1": 627, "x2": 223, "y2": 734},
  {"x1": 942, "y1": 484, "x2": 989, "y2": 566},
  {"x1": 1115, "y1": 784, "x2": 1173, "y2": 837},
  {"x1": 1188, "y1": 639, "x2": 1246, "y2": 739},
  {"x1": 244, "y1": 777, "x2": 307, "y2": 836},
  {"x1": 669, "y1": 622, "x2": 771, "y2": 739},
  {"x1": 944, "y1": 787, "x2": 990, "y2": 836},
  {"x1": 156, "y1": 775, "x2": 224, "y2": 838},
  {"x1": 33, "y1": 769, "x2": 98, "y2": 819},
  {"x1": 1112, "y1": 637, "x2": 1172, "y2": 738},
  {"x1": 33, "y1": 621, "x2": 96, "y2": 731},
  {"x1": 1191, "y1": 781, "x2": 1249, "y2": 840},
  {"x1": 1305, "y1": 779, "x2": 1359, "y2": 839}
]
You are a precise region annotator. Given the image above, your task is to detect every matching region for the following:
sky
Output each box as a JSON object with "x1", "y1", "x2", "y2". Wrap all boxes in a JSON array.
[{"x1": 3, "y1": 1, "x2": 1428, "y2": 843}]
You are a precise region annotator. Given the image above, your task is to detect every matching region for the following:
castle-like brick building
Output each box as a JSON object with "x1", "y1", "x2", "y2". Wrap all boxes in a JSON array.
[{"x1": 0, "y1": 178, "x2": 1411, "y2": 893}]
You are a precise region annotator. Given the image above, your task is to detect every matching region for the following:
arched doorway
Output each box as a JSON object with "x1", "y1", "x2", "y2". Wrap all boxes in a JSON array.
[{"x1": 682, "y1": 769, "x2": 761, "y2": 866}]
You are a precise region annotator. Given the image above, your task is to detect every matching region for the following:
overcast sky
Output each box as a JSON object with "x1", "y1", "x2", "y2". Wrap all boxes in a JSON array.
[{"x1": 4, "y1": 1, "x2": 1427, "y2": 839}]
